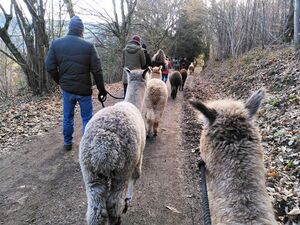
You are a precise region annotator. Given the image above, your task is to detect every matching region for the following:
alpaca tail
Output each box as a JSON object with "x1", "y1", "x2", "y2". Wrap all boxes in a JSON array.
[{"x1": 145, "y1": 109, "x2": 156, "y2": 124}]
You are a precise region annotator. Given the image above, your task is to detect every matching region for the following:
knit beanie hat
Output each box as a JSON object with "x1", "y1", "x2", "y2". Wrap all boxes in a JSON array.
[
  {"x1": 69, "y1": 16, "x2": 84, "y2": 34},
  {"x1": 131, "y1": 35, "x2": 141, "y2": 45}
]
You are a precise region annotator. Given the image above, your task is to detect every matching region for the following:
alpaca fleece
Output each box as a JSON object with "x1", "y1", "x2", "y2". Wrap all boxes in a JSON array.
[
  {"x1": 190, "y1": 90, "x2": 277, "y2": 225},
  {"x1": 80, "y1": 69, "x2": 148, "y2": 225},
  {"x1": 151, "y1": 66, "x2": 162, "y2": 79},
  {"x1": 169, "y1": 71, "x2": 182, "y2": 99},
  {"x1": 180, "y1": 69, "x2": 188, "y2": 91},
  {"x1": 188, "y1": 63, "x2": 195, "y2": 75},
  {"x1": 143, "y1": 78, "x2": 168, "y2": 137}
]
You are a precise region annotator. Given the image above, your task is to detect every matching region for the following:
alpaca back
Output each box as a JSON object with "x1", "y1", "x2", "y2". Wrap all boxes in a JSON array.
[
  {"x1": 80, "y1": 102, "x2": 145, "y2": 177},
  {"x1": 143, "y1": 78, "x2": 168, "y2": 116},
  {"x1": 180, "y1": 69, "x2": 188, "y2": 82},
  {"x1": 190, "y1": 91, "x2": 277, "y2": 225},
  {"x1": 169, "y1": 71, "x2": 182, "y2": 99}
]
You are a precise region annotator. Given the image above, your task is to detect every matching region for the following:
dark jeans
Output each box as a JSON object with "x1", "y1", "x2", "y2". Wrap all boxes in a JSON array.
[
  {"x1": 62, "y1": 90, "x2": 93, "y2": 145},
  {"x1": 162, "y1": 74, "x2": 168, "y2": 83}
]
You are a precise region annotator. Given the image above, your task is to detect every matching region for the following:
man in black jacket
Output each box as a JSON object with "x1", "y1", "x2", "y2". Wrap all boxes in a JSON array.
[{"x1": 45, "y1": 15, "x2": 107, "y2": 151}]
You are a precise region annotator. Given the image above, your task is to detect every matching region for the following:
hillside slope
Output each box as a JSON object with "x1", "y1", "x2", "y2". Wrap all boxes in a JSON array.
[{"x1": 191, "y1": 46, "x2": 299, "y2": 224}]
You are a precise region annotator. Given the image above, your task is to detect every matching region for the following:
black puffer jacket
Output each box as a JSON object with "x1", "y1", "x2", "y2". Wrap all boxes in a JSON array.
[{"x1": 45, "y1": 32, "x2": 105, "y2": 96}]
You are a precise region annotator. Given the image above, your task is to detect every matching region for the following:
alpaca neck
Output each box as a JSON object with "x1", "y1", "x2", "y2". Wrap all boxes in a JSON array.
[{"x1": 124, "y1": 82, "x2": 146, "y2": 111}]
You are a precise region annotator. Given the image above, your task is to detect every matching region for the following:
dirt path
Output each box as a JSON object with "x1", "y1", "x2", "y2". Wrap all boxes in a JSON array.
[{"x1": 0, "y1": 76, "x2": 202, "y2": 225}]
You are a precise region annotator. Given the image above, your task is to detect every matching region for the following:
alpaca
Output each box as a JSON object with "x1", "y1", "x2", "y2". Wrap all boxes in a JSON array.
[
  {"x1": 188, "y1": 63, "x2": 195, "y2": 75},
  {"x1": 142, "y1": 76, "x2": 168, "y2": 138},
  {"x1": 151, "y1": 66, "x2": 162, "y2": 79},
  {"x1": 179, "y1": 69, "x2": 188, "y2": 91},
  {"x1": 169, "y1": 71, "x2": 182, "y2": 99},
  {"x1": 79, "y1": 68, "x2": 150, "y2": 225},
  {"x1": 151, "y1": 49, "x2": 166, "y2": 67},
  {"x1": 189, "y1": 89, "x2": 277, "y2": 225}
]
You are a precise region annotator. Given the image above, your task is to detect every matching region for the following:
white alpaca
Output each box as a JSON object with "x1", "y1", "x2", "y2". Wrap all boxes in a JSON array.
[
  {"x1": 151, "y1": 66, "x2": 162, "y2": 79},
  {"x1": 79, "y1": 68, "x2": 150, "y2": 225},
  {"x1": 188, "y1": 62, "x2": 195, "y2": 75},
  {"x1": 142, "y1": 68, "x2": 168, "y2": 137}
]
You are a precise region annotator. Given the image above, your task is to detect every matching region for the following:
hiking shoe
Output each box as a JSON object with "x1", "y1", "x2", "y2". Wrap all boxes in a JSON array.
[{"x1": 64, "y1": 144, "x2": 72, "y2": 151}]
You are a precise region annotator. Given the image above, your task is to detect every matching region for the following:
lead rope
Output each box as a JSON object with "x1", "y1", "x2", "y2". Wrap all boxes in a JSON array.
[
  {"x1": 98, "y1": 91, "x2": 125, "y2": 108},
  {"x1": 198, "y1": 159, "x2": 212, "y2": 225}
]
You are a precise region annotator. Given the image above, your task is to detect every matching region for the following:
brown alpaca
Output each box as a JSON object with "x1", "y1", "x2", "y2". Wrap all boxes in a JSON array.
[
  {"x1": 169, "y1": 71, "x2": 182, "y2": 99},
  {"x1": 180, "y1": 69, "x2": 187, "y2": 91},
  {"x1": 189, "y1": 89, "x2": 277, "y2": 225}
]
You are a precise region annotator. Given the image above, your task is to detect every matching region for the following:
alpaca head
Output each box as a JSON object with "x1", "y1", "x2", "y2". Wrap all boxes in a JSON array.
[
  {"x1": 123, "y1": 67, "x2": 150, "y2": 84},
  {"x1": 151, "y1": 66, "x2": 162, "y2": 79},
  {"x1": 189, "y1": 89, "x2": 265, "y2": 156},
  {"x1": 189, "y1": 89, "x2": 265, "y2": 126},
  {"x1": 123, "y1": 67, "x2": 151, "y2": 109}
]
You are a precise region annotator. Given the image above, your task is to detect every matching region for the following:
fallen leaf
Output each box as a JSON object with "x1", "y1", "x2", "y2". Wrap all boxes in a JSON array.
[{"x1": 165, "y1": 205, "x2": 181, "y2": 214}]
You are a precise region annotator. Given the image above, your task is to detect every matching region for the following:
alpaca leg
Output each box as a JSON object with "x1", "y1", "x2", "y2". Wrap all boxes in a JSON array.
[
  {"x1": 124, "y1": 179, "x2": 135, "y2": 212},
  {"x1": 124, "y1": 157, "x2": 143, "y2": 212},
  {"x1": 147, "y1": 120, "x2": 154, "y2": 138},
  {"x1": 132, "y1": 154, "x2": 143, "y2": 181},
  {"x1": 107, "y1": 178, "x2": 127, "y2": 224},
  {"x1": 153, "y1": 121, "x2": 159, "y2": 136},
  {"x1": 84, "y1": 171, "x2": 109, "y2": 225},
  {"x1": 145, "y1": 119, "x2": 150, "y2": 138}
]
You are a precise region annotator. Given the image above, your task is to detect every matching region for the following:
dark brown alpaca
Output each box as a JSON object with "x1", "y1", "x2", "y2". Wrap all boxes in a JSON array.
[
  {"x1": 179, "y1": 69, "x2": 187, "y2": 91},
  {"x1": 169, "y1": 71, "x2": 182, "y2": 99}
]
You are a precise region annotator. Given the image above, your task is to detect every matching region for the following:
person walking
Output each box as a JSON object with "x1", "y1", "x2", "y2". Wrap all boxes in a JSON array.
[
  {"x1": 162, "y1": 56, "x2": 171, "y2": 83},
  {"x1": 45, "y1": 15, "x2": 107, "y2": 151},
  {"x1": 122, "y1": 35, "x2": 146, "y2": 97}
]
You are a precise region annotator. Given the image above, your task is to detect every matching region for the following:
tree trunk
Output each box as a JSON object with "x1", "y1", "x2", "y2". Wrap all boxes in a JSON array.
[
  {"x1": 0, "y1": 0, "x2": 51, "y2": 95},
  {"x1": 283, "y1": 0, "x2": 294, "y2": 43},
  {"x1": 294, "y1": 0, "x2": 300, "y2": 52},
  {"x1": 63, "y1": 0, "x2": 75, "y2": 18}
]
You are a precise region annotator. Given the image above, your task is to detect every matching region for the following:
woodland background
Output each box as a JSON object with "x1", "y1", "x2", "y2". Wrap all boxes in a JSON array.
[{"x1": 0, "y1": 0, "x2": 298, "y2": 99}]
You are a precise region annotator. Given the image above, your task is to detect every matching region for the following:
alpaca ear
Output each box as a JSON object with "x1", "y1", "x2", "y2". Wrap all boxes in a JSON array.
[
  {"x1": 142, "y1": 67, "x2": 150, "y2": 79},
  {"x1": 123, "y1": 67, "x2": 131, "y2": 74},
  {"x1": 245, "y1": 89, "x2": 265, "y2": 119},
  {"x1": 159, "y1": 65, "x2": 163, "y2": 70},
  {"x1": 189, "y1": 98, "x2": 217, "y2": 125},
  {"x1": 148, "y1": 66, "x2": 153, "y2": 73}
]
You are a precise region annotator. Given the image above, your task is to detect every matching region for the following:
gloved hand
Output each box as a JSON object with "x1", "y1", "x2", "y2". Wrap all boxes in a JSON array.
[{"x1": 98, "y1": 88, "x2": 108, "y2": 102}]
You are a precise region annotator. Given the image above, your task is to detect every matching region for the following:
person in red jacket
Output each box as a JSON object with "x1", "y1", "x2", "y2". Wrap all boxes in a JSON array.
[{"x1": 162, "y1": 56, "x2": 172, "y2": 83}]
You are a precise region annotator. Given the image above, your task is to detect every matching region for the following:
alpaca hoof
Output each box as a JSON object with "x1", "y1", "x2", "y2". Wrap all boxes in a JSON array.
[{"x1": 153, "y1": 133, "x2": 157, "y2": 137}]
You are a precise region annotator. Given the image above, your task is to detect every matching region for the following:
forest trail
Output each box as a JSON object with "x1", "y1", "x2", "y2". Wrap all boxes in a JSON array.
[{"x1": 0, "y1": 74, "x2": 202, "y2": 225}]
